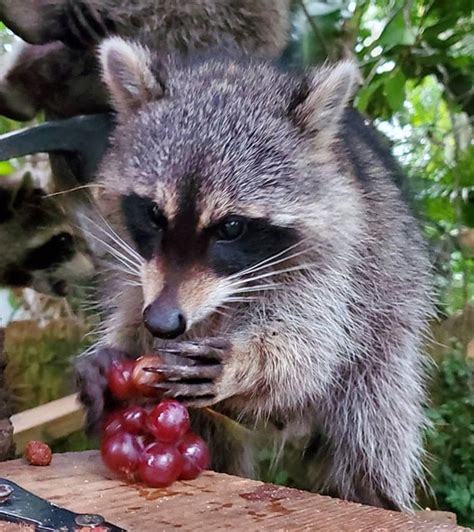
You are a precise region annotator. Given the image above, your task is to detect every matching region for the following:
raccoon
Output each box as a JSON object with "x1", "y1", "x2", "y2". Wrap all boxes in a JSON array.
[
  {"x1": 75, "y1": 37, "x2": 433, "y2": 511},
  {"x1": 0, "y1": 0, "x2": 291, "y2": 121},
  {"x1": 0, "y1": 173, "x2": 94, "y2": 296}
]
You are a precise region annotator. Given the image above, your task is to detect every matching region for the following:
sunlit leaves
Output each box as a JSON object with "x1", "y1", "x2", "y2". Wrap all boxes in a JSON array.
[
  {"x1": 383, "y1": 68, "x2": 406, "y2": 112},
  {"x1": 0, "y1": 161, "x2": 12, "y2": 175},
  {"x1": 296, "y1": 1, "x2": 473, "y2": 319},
  {"x1": 378, "y1": 9, "x2": 416, "y2": 49}
]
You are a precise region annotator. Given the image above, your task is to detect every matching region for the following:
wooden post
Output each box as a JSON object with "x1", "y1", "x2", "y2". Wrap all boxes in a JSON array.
[{"x1": 0, "y1": 327, "x2": 15, "y2": 460}]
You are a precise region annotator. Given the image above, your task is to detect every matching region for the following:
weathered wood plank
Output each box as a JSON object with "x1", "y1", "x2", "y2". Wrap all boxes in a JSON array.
[
  {"x1": 10, "y1": 394, "x2": 84, "y2": 454},
  {"x1": 0, "y1": 452, "x2": 469, "y2": 531}
]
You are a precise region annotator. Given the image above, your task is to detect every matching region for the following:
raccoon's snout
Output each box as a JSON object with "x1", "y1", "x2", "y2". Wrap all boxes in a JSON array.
[{"x1": 143, "y1": 290, "x2": 187, "y2": 339}]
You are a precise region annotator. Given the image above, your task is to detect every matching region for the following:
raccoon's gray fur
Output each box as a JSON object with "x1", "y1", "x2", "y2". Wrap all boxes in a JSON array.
[
  {"x1": 0, "y1": 0, "x2": 291, "y2": 120},
  {"x1": 75, "y1": 37, "x2": 433, "y2": 512},
  {"x1": 0, "y1": 174, "x2": 93, "y2": 296}
]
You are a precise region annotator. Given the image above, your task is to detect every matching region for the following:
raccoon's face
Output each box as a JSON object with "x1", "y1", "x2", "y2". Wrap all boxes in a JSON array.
[
  {"x1": 97, "y1": 39, "x2": 358, "y2": 339},
  {"x1": 0, "y1": 176, "x2": 94, "y2": 297}
]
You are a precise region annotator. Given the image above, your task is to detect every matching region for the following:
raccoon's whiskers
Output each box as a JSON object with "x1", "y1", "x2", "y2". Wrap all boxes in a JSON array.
[
  {"x1": 230, "y1": 283, "x2": 282, "y2": 293},
  {"x1": 231, "y1": 263, "x2": 316, "y2": 287},
  {"x1": 81, "y1": 217, "x2": 142, "y2": 266},
  {"x1": 227, "y1": 240, "x2": 312, "y2": 281},
  {"x1": 81, "y1": 212, "x2": 143, "y2": 265},
  {"x1": 214, "y1": 308, "x2": 232, "y2": 319},
  {"x1": 78, "y1": 226, "x2": 142, "y2": 275},
  {"x1": 124, "y1": 281, "x2": 142, "y2": 288},
  {"x1": 99, "y1": 263, "x2": 141, "y2": 285},
  {"x1": 225, "y1": 296, "x2": 261, "y2": 303},
  {"x1": 45, "y1": 183, "x2": 106, "y2": 198}
]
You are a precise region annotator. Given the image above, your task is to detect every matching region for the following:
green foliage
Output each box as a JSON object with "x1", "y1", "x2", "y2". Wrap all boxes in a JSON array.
[
  {"x1": 423, "y1": 350, "x2": 474, "y2": 526},
  {"x1": 51, "y1": 430, "x2": 98, "y2": 454},
  {"x1": 5, "y1": 320, "x2": 89, "y2": 410},
  {"x1": 375, "y1": 74, "x2": 474, "y2": 313},
  {"x1": 295, "y1": 0, "x2": 473, "y2": 313}
]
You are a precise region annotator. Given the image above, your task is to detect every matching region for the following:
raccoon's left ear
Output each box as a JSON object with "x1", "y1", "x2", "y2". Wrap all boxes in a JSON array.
[
  {"x1": 99, "y1": 37, "x2": 165, "y2": 116},
  {"x1": 11, "y1": 173, "x2": 36, "y2": 209},
  {"x1": 0, "y1": 186, "x2": 13, "y2": 223},
  {"x1": 0, "y1": 173, "x2": 35, "y2": 223},
  {"x1": 289, "y1": 60, "x2": 360, "y2": 143}
]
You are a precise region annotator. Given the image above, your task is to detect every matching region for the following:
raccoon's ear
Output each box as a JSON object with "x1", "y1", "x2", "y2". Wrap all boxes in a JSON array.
[
  {"x1": 99, "y1": 37, "x2": 165, "y2": 116},
  {"x1": 290, "y1": 60, "x2": 360, "y2": 143},
  {"x1": 12, "y1": 173, "x2": 35, "y2": 209},
  {"x1": 0, "y1": 173, "x2": 35, "y2": 222},
  {"x1": 0, "y1": 186, "x2": 13, "y2": 224}
]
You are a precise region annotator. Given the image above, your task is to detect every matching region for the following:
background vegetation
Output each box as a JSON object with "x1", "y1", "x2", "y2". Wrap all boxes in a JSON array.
[{"x1": 0, "y1": 0, "x2": 472, "y2": 525}]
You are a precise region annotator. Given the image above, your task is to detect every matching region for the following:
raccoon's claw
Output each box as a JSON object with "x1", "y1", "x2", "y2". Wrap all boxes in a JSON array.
[
  {"x1": 159, "y1": 337, "x2": 231, "y2": 362},
  {"x1": 151, "y1": 338, "x2": 230, "y2": 405},
  {"x1": 74, "y1": 346, "x2": 129, "y2": 434},
  {"x1": 149, "y1": 362, "x2": 223, "y2": 404},
  {"x1": 155, "y1": 382, "x2": 217, "y2": 401},
  {"x1": 146, "y1": 364, "x2": 222, "y2": 380}
]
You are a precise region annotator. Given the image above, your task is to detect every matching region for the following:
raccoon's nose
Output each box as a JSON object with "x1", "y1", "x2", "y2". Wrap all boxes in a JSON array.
[{"x1": 143, "y1": 300, "x2": 187, "y2": 339}]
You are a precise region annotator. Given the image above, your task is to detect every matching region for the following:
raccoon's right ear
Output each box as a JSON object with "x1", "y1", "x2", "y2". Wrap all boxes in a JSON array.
[
  {"x1": 99, "y1": 37, "x2": 165, "y2": 116},
  {"x1": 289, "y1": 60, "x2": 360, "y2": 146}
]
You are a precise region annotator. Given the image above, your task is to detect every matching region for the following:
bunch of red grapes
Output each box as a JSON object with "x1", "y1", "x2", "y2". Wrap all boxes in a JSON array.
[{"x1": 101, "y1": 357, "x2": 210, "y2": 488}]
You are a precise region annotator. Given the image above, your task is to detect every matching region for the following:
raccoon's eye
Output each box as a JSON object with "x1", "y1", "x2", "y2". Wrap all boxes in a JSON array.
[
  {"x1": 216, "y1": 217, "x2": 247, "y2": 241},
  {"x1": 148, "y1": 203, "x2": 167, "y2": 230}
]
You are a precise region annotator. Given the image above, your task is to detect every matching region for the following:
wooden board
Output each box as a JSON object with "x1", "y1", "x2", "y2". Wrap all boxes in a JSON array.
[
  {"x1": 0, "y1": 452, "x2": 469, "y2": 531},
  {"x1": 10, "y1": 394, "x2": 84, "y2": 454}
]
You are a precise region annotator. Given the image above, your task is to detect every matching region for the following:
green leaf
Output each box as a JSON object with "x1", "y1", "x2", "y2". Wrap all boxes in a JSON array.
[
  {"x1": 378, "y1": 10, "x2": 416, "y2": 49},
  {"x1": 355, "y1": 78, "x2": 383, "y2": 112},
  {"x1": 384, "y1": 70, "x2": 406, "y2": 112},
  {"x1": 0, "y1": 161, "x2": 13, "y2": 175},
  {"x1": 274, "y1": 470, "x2": 289, "y2": 485}
]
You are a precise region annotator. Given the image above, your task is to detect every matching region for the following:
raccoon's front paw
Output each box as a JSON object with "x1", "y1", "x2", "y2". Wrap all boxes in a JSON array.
[
  {"x1": 74, "y1": 346, "x2": 129, "y2": 433},
  {"x1": 151, "y1": 338, "x2": 232, "y2": 407}
]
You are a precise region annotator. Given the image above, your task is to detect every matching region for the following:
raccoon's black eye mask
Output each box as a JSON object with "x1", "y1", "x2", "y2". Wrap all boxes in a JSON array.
[
  {"x1": 207, "y1": 217, "x2": 299, "y2": 276},
  {"x1": 122, "y1": 193, "x2": 300, "y2": 276},
  {"x1": 23, "y1": 232, "x2": 76, "y2": 271},
  {"x1": 121, "y1": 194, "x2": 165, "y2": 259}
]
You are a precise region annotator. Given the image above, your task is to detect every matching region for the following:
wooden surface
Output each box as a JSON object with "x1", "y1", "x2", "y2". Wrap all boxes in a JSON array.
[
  {"x1": 10, "y1": 394, "x2": 84, "y2": 454},
  {"x1": 0, "y1": 451, "x2": 470, "y2": 531}
]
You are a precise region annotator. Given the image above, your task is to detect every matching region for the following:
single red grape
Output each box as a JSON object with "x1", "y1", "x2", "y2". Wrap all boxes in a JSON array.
[
  {"x1": 102, "y1": 409, "x2": 124, "y2": 437},
  {"x1": 107, "y1": 359, "x2": 136, "y2": 400},
  {"x1": 132, "y1": 355, "x2": 165, "y2": 398},
  {"x1": 178, "y1": 433, "x2": 210, "y2": 480},
  {"x1": 147, "y1": 400, "x2": 190, "y2": 444},
  {"x1": 122, "y1": 406, "x2": 147, "y2": 435},
  {"x1": 101, "y1": 431, "x2": 142, "y2": 477},
  {"x1": 138, "y1": 442, "x2": 184, "y2": 488}
]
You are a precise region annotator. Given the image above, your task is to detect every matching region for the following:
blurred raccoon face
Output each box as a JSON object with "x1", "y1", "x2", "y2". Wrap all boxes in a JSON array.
[{"x1": 0, "y1": 178, "x2": 94, "y2": 297}]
